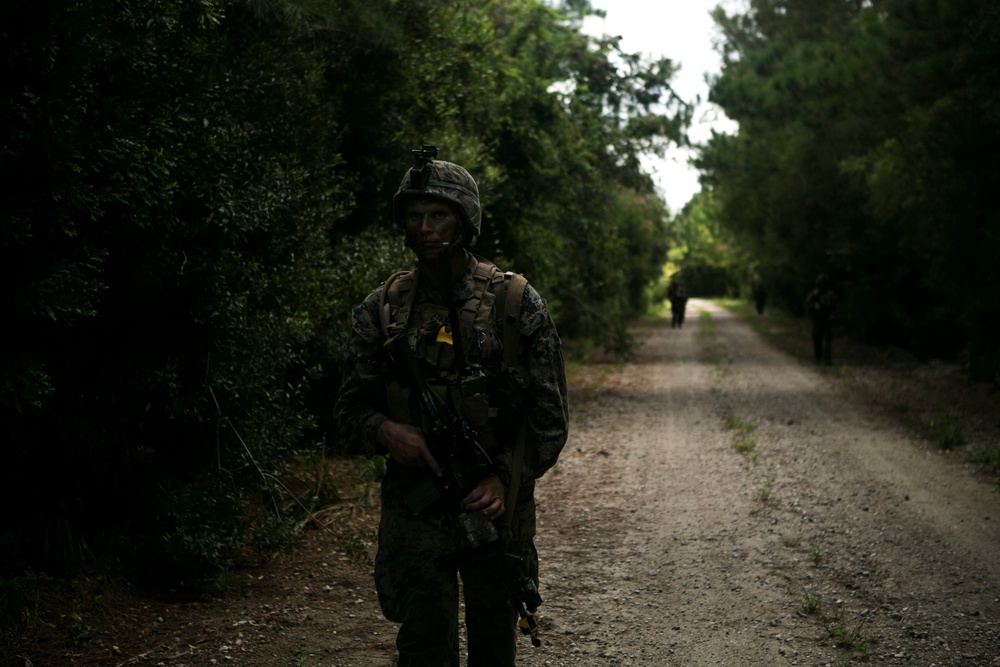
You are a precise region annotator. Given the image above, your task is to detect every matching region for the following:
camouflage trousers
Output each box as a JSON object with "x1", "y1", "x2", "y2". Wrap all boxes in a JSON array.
[{"x1": 375, "y1": 465, "x2": 538, "y2": 666}]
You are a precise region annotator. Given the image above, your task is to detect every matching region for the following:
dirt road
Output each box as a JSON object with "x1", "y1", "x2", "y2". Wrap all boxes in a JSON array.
[
  {"x1": 25, "y1": 300, "x2": 1000, "y2": 667},
  {"x1": 520, "y1": 299, "x2": 1000, "y2": 666}
]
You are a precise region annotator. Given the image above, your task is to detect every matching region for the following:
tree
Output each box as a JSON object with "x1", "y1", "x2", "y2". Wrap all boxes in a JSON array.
[
  {"x1": 2, "y1": 0, "x2": 693, "y2": 578},
  {"x1": 700, "y1": 0, "x2": 1000, "y2": 378},
  {"x1": 1, "y1": 0, "x2": 347, "y2": 575}
]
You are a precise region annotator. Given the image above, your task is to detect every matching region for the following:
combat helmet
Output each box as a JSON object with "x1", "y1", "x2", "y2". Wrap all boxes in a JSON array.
[{"x1": 393, "y1": 145, "x2": 482, "y2": 242}]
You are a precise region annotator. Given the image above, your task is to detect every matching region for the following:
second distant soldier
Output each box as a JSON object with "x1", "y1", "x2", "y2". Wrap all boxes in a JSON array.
[
  {"x1": 668, "y1": 280, "x2": 689, "y2": 329},
  {"x1": 751, "y1": 279, "x2": 767, "y2": 316},
  {"x1": 805, "y1": 274, "x2": 837, "y2": 364}
]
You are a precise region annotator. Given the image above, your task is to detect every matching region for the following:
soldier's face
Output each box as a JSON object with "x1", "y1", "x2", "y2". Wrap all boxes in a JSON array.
[{"x1": 404, "y1": 199, "x2": 462, "y2": 260}]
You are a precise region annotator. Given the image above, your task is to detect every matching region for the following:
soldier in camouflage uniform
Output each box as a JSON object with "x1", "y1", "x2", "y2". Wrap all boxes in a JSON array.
[
  {"x1": 334, "y1": 147, "x2": 569, "y2": 666},
  {"x1": 667, "y1": 280, "x2": 689, "y2": 329},
  {"x1": 805, "y1": 274, "x2": 837, "y2": 365}
]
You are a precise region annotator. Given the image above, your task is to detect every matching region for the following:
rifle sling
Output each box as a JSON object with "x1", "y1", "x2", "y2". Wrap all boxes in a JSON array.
[{"x1": 500, "y1": 418, "x2": 527, "y2": 535}]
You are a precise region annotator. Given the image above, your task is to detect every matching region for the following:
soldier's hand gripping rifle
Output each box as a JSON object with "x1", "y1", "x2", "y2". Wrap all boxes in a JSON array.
[{"x1": 387, "y1": 329, "x2": 492, "y2": 515}]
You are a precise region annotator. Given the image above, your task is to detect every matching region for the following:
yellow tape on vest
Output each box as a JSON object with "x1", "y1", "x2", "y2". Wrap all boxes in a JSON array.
[{"x1": 435, "y1": 325, "x2": 453, "y2": 345}]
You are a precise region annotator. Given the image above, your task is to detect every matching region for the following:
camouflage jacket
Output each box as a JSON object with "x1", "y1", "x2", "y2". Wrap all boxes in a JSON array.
[{"x1": 334, "y1": 253, "x2": 569, "y2": 489}]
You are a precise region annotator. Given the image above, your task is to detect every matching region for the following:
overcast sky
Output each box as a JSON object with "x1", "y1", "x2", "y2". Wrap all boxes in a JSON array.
[{"x1": 581, "y1": 1, "x2": 741, "y2": 213}]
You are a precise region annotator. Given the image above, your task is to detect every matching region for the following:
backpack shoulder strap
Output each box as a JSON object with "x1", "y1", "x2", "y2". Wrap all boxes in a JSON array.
[
  {"x1": 499, "y1": 271, "x2": 529, "y2": 369},
  {"x1": 498, "y1": 271, "x2": 530, "y2": 533},
  {"x1": 497, "y1": 270, "x2": 529, "y2": 525},
  {"x1": 379, "y1": 269, "x2": 418, "y2": 343}
]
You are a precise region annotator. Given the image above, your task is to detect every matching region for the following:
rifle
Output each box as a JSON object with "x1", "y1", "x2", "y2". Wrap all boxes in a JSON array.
[
  {"x1": 386, "y1": 243, "x2": 543, "y2": 646},
  {"x1": 388, "y1": 330, "x2": 491, "y2": 514}
]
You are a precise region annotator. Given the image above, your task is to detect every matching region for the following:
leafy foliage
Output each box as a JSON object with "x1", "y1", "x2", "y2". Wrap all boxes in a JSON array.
[
  {"x1": 1, "y1": 0, "x2": 688, "y2": 578},
  {"x1": 700, "y1": 0, "x2": 1000, "y2": 379},
  {"x1": 668, "y1": 191, "x2": 753, "y2": 297}
]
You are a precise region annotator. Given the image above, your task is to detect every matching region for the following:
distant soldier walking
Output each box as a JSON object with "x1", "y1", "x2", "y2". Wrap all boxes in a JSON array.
[
  {"x1": 751, "y1": 279, "x2": 767, "y2": 316},
  {"x1": 667, "y1": 281, "x2": 689, "y2": 329},
  {"x1": 805, "y1": 274, "x2": 837, "y2": 364}
]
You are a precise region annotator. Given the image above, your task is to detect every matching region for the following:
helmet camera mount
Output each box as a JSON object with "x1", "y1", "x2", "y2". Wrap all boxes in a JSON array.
[{"x1": 409, "y1": 144, "x2": 438, "y2": 187}]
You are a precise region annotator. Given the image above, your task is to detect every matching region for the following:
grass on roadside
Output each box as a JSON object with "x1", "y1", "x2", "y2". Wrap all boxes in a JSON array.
[
  {"x1": 563, "y1": 337, "x2": 627, "y2": 392},
  {"x1": 968, "y1": 442, "x2": 1000, "y2": 474},
  {"x1": 921, "y1": 413, "x2": 967, "y2": 450}
]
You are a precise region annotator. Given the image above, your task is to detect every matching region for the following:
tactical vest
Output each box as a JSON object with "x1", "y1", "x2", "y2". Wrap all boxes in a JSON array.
[{"x1": 379, "y1": 255, "x2": 528, "y2": 452}]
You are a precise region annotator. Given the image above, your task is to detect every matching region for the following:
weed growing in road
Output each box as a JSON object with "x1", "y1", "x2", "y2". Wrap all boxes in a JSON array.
[
  {"x1": 825, "y1": 616, "x2": 870, "y2": 656},
  {"x1": 725, "y1": 412, "x2": 757, "y2": 454},
  {"x1": 802, "y1": 590, "x2": 822, "y2": 615},
  {"x1": 725, "y1": 413, "x2": 752, "y2": 432},
  {"x1": 757, "y1": 476, "x2": 775, "y2": 501},
  {"x1": 810, "y1": 545, "x2": 823, "y2": 565},
  {"x1": 801, "y1": 589, "x2": 871, "y2": 661}
]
